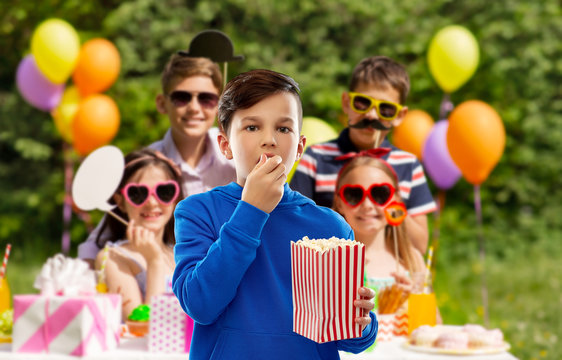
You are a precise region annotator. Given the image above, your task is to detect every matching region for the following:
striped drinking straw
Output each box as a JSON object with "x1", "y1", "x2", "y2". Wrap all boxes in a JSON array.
[
  {"x1": 423, "y1": 245, "x2": 434, "y2": 293},
  {"x1": 0, "y1": 244, "x2": 11, "y2": 279},
  {"x1": 96, "y1": 245, "x2": 110, "y2": 293}
]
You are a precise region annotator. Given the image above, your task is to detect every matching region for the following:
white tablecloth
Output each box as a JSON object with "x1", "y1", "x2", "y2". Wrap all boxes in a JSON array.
[
  {"x1": 0, "y1": 337, "x2": 518, "y2": 359},
  {"x1": 340, "y1": 338, "x2": 519, "y2": 360}
]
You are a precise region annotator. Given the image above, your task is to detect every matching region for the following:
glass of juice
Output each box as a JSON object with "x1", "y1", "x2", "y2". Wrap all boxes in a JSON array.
[
  {"x1": 0, "y1": 277, "x2": 10, "y2": 313},
  {"x1": 407, "y1": 272, "x2": 436, "y2": 334}
]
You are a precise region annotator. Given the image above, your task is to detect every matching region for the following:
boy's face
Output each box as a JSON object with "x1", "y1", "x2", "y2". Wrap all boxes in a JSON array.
[
  {"x1": 218, "y1": 93, "x2": 305, "y2": 186},
  {"x1": 156, "y1": 75, "x2": 220, "y2": 141},
  {"x1": 342, "y1": 83, "x2": 408, "y2": 150}
]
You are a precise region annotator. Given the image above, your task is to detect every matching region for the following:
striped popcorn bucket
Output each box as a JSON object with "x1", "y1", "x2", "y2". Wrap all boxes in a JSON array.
[{"x1": 291, "y1": 241, "x2": 365, "y2": 343}]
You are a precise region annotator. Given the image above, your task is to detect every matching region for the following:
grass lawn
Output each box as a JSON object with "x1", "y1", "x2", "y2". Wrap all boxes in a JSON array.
[{"x1": 435, "y1": 236, "x2": 561, "y2": 360}]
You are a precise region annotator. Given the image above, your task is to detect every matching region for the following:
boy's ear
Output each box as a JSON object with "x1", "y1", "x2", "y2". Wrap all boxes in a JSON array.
[
  {"x1": 217, "y1": 131, "x2": 233, "y2": 160},
  {"x1": 341, "y1": 92, "x2": 351, "y2": 115},
  {"x1": 296, "y1": 135, "x2": 307, "y2": 161},
  {"x1": 156, "y1": 94, "x2": 167, "y2": 114},
  {"x1": 391, "y1": 106, "x2": 408, "y2": 128}
]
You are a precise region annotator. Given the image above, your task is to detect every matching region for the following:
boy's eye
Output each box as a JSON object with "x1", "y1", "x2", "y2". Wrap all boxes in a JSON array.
[
  {"x1": 278, "y1": 127, "x2": 290, "y2": 133},
  {"x1": 245, "y1": 125, "x2": 258, "y2": 131}
]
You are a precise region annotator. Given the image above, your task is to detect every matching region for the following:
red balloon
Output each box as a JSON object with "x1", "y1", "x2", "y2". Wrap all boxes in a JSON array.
[{"x1": 72, "y1": 94, "x2": 120, "y2": 155}]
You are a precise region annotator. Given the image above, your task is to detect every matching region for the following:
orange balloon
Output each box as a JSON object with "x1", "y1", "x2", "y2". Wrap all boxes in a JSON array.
[
  {"x1": 72, "y1": 38, "x2": 121, "y2": 97},
  {"x1": 447, "y1": 100, "x2": 505, "y2": 185},
  {"x1": 72, "y1": 94, "x2": 120, "y2": 155},
  {"x1": 392, "y1": 109, "x2": 434, "y2": 160}
]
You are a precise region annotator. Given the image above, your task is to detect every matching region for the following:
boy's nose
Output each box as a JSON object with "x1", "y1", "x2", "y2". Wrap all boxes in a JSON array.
[
  {"x1": 261, "y1": 129, "x2": 277, "y2": 147},
  {"x1": 185, "y1": 97, "x2": 203, "y2": 113},
  {"x1": 365, "y1": 106, "x2": 380, "y2": 120}
]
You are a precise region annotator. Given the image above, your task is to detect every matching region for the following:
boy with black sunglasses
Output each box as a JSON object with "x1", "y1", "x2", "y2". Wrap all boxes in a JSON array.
[
  {"x1": 78, "y1": 54, "x2": 236, "y2": 267},
  {"x1": 290, "y1": 56, "x2": 436, "y2": 254}
]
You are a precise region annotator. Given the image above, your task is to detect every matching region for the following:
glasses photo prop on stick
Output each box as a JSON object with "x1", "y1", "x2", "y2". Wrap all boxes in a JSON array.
[
  {"x1": 72, "y1": 145, "x2": 127, "y2": 226},
  {"x1": 121, "y1": 181, "x2": 179, "y2": 208},
  {"x1": 338, "y1": 183, "x2": 395, "y2": 208},
  {"x1": 384, "y1": 201, "x2": 408, "y2": 274}
]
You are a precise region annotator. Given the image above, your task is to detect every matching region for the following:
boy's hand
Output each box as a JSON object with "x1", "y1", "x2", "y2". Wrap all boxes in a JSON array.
[
  {"x1": 242, "y1": 154, "x2": 286, "y2": 213},
  {"x1": 354, "y1": 286, "x2": 375, "y2": 328}
]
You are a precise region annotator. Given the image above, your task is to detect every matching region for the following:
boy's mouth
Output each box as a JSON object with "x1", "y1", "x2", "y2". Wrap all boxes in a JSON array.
[{"x1": 257, "y1": 153, "x2": 277, "y2": 164}]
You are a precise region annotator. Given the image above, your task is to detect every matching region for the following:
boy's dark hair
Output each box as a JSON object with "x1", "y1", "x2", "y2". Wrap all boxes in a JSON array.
[
  {"x1": 218, "y1": 69, "x2": 303, "y2": 135},
  {"x1": 161, "y1": 54, "x2": 222, "y2": 94},
  {"x1": 95, "y1": 148, "x2": 184, "y2": 249},
  {"x1": 349, "y1": 56, "x2": 410, "y2": 104}
]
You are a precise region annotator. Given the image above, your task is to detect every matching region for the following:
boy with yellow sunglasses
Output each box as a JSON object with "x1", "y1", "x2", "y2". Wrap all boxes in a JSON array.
[{"x1": 290, "y1": 56, "x2": 436, "y2": 254}]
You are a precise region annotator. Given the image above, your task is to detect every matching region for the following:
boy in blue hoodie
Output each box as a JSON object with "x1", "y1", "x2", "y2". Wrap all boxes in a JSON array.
[{"x1": 173, "y1": 69, "x2": 377, "y2": 359}]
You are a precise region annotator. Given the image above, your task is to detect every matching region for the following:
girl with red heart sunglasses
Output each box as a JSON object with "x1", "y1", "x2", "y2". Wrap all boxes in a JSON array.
[
  {"x1": 333, "y1": 154, "x2": 427, "y2": 311},
  {"x1": 94, "y1": 148, "x2": 184, "y2": 321}
]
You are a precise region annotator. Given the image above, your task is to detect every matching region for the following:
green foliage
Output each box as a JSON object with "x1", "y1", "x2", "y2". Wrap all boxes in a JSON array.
[{"x1": 0, "y1": 0, "x2": 560, "y2": 358}]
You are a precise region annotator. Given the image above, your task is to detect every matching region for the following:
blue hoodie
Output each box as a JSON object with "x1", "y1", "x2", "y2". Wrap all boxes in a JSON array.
[{"x1": 173, "y1": 182, "x2": 377, "y2": 360}]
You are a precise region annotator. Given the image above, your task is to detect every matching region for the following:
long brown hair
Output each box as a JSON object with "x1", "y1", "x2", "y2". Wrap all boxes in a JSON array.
[
  {"x1": 333, "y1": 156, "x2": 421, "y2": 274},
  {"x1": 95, "y1": 148, "x2": 184, "y2": 248}
]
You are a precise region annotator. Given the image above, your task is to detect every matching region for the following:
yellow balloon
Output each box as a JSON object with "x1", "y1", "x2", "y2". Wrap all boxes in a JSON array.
[
  {"x1": 287, "y1": 117, "x2": 338, "y2": 182},
  {"x1": 31, "y1": 19, "x2": 80, "y2": 84},
  {"x1": 428, "y1": 25, "x2": 479, "y2": 93},
  {"x1": 51, "y1": 86, "x2": 81, "y2": 143}
]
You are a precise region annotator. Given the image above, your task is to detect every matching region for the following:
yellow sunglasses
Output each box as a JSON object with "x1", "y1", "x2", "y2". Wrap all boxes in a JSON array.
[{"x1": 348, "y1": 92, "x2": 403, "y2": 121}]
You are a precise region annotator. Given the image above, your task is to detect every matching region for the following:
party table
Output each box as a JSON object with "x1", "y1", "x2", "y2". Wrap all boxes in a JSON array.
[{"x1": 0, "y1": 337, "x2": 518, "y2": 360}]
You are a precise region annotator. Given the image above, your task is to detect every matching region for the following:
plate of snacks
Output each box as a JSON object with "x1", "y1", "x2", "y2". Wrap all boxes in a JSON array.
[{"x1": 404, "y1": 324, "x2": 510, "y2": 355}]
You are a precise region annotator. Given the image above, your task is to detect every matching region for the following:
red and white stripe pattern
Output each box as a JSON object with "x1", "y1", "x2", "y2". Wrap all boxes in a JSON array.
[
  {"x1": 0, "y1": 243, "x2": 11, "y2": 279},
  {"x1": 291, "y1": 241, "x2": 365, "y2": 343}
]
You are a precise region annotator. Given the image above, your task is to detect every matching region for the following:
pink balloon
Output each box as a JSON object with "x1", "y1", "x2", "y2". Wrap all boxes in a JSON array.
[
  {"x1": 422, "y1": 120, "x2": 461, "y2": 190},
  {"x1": 16, "y1": 55, "x2": 64, "y2": 111}
]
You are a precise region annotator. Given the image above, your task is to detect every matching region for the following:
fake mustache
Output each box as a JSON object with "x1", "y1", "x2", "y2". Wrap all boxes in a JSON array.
[{"x1": 348, "y1": 118, "x2": 392, "y2": 131}]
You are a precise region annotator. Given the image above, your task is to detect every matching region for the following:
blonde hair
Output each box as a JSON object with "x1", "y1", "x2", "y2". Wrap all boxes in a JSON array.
[{"x1": 334, "y1": 156, "x2": 422, "y2": 274}]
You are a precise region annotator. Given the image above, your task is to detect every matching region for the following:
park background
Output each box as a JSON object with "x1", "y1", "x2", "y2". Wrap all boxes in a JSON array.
[{"x1": 0, "y1": 1, "x2": 560, "y2": 359}]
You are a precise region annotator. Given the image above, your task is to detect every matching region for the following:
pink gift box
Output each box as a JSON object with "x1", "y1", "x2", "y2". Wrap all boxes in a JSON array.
[
  {"x1": 291, "y1": 241, "x2": 365, "y2": 343},
  {"x1": 12, "y1": 294, "x2": 121, "y2": 356},
  {"x1": 149, "y1": 294, "x2": 194, "y2": 353}
]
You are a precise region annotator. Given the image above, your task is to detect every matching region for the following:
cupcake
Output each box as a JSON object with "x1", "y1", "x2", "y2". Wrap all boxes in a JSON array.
[
  {"x1": 409, "y1": 325, "x2": 441, "y2": 347},
  {"x1": 126, "y1": 305, "x2": 150, "y2": 337},
  {"x1": 467, "y1": 328, "x2": 504, "y2": 348},
  {"x1": 434, "y1": 331, "x2": 469, "y2": 349}
]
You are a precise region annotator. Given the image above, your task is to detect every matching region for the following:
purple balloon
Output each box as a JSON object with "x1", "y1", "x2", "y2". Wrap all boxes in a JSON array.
[
  {"x1": 422, "y1": 120, "x2": 461, "y2": 190},
  {"x1": 16, "y1": 55, "x2": 64, "y2": 111}
]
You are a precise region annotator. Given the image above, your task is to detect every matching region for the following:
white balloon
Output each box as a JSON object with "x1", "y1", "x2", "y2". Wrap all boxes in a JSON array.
[{"x1": 72, "y1": 145, "x2": 124, "y2": 211}]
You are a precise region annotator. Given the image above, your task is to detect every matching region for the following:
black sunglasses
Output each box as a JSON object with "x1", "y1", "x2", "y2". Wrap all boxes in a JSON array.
[{"x1": 167, "y1": 91, "x2": 219, "y2": 109}]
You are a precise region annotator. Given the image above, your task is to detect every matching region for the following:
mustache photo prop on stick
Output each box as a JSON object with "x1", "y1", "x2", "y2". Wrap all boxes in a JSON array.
[{"x1": 349, "y1": 118, "x2": 392, "y2": 131}]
